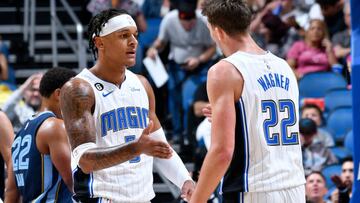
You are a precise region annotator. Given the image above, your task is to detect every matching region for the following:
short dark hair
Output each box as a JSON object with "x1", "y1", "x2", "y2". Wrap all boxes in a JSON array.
[
  {"x1": 301, "y1": 103, "x2": 325, "y2": 125},
  {"x1": 342, "y1": 157, "x2": 353, "y2": 165},
  {"x1": 40, "y1": 67, "x2": 77, "y2": 98},
  {"x1": 87, "y1": 9, "x2": 129, "y2": 60},
  {"x1": 299, "y1": 118, "x2": 317, "y2": 136},
  {"x1": 306, "y1": 171, "x2": 326, "y2": 182},
  {"x1": 202, "y1": 0, "x2": 252, "y2": 36},
  {"x1": 177, "y1": 0, "x2": 197, "y2": 20},
  {"x1": 301, "y1": 103, "x2": 323, "y2": 117}
]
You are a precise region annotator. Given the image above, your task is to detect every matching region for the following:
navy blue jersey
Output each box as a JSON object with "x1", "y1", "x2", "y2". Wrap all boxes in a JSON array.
[{"x1": 11, "y1": 111, "x2": 72, "y2": 202}]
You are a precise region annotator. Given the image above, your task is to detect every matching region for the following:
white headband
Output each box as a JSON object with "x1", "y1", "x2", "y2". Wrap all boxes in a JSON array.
[{"x1": 98, "y1": 14, "x2": 137, "y2": 37}]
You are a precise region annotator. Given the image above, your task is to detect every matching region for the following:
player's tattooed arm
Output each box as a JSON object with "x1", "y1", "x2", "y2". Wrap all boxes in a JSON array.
[{"x1": 60, "y1": 78, "x2": 171, "y2": 173}]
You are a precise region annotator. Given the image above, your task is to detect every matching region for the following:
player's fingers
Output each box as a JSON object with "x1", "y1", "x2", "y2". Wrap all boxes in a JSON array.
[
  {"x1": 153, "y1": 140, "x2": 171, "y2": 149},
  {"x1": 154, "y1": 145, "x2": 173, "y2": 155},
  {"x1": 143, "y1": 120, "x2": 153, "y2": 136},
  {"x1": 153, "y1": 148, "x2": 172, "y2": 159},
  {"x1": 153, "y1": 151, "x2": 172, "y2": 159}
]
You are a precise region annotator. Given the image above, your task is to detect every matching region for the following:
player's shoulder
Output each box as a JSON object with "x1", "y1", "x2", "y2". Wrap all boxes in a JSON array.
[
  {"x1": 63, "y1": 77, "x2": 92, "y2": 91},
  {"x1": 61, "y1": 77, "x2": 94, "y2": 102},
  {"x1": 38, "y1": 117, "x2": 65, "y2": 137},
  {"x1": 135, "y1": 73, "x2": 153, "y2": 94},
  {"x1": 208, "y1": 60, "x2": 242, "y2": 81}
]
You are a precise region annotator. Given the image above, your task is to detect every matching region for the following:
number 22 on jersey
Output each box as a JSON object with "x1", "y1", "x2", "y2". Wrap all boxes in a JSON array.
[{"x1": 261, "y1": 99, "x2": 299, "y2": 146}]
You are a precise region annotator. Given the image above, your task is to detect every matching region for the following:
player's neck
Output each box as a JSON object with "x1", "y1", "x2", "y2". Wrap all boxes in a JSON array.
[
  {"x1": 223, "y1": 34, "x2": 265, "y2": 57},
  {"x1": 38, "y1": 99, "x2": 61, "y2": 118},
  {"x1": 91, "y1": 62, "x2": 126, "y2": 87}
]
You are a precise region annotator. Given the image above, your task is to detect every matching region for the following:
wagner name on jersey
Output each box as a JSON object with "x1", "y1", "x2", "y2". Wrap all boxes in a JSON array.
[{"x1": 220, "y1": 51, "x2": 305, "y2": 193}]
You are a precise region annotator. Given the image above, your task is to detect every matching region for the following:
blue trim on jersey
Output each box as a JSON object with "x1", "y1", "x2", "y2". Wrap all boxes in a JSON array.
[
  {"x1": 45, "y1": 176, "x2": 61, "y2": 202},
  {"x1": 219, "y1": 178, "x2": 224, "y2": 195},
  {"x1": 90, "y1": 172, "x2": 94, "y2": 198},
  {"x1": 73, "y1": 166, "x2": 94, "y2": 200},
  {"x1": 43, "y1": 155, "x2": 53, "y2": 193},
  {"x1": 11, "y1": 111, "x2": 72, "y2": 202},
  {"x1": 239, "y1": 99, "x2": 250, "y2": 192}
]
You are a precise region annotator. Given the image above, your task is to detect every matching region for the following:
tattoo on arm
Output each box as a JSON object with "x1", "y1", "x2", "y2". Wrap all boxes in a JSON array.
[
  {"x1": 60, "y1": 78, "x2": 141, "y2": 172},
  {"x1": 60, "y1": 78, "x2": 96, "y2": 149}
]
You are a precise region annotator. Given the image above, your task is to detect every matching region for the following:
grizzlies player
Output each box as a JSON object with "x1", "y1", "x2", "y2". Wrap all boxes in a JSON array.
[
  {"x1": 190, "y1": 1, "x2": 306, "y2": 203},
  {"x1": 11, "y1": 68, "x2": 76, "y2": 202},
  {"x1": 60, "y1": 9, "x2": 194, "y2": 202}
]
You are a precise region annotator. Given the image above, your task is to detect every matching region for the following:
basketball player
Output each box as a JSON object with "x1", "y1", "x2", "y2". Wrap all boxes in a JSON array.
[
  {"x1": 60, "y1": 9, "x2": 194, "y2": 202},
  {"x1": 189, "y1": 1, "x2": 306, "y2": 202},
  {"x1": 0, "y1": 111, "x2": 17, "y2": 202},
  {"x1": 11, "y1": 68, "x2": 76, "y2": 202}
]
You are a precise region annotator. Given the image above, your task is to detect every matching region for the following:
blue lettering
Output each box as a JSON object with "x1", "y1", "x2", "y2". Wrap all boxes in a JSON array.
[
  {"x1": 269, "y1": 73, "x2": 275, "y2": 87},
  {"x1": 258, "y1": 73, "x2": 290, "y2": 92},
  {"x1": 101, "y1": 110, "x2": 117, "y2": 136},
  {"x1": 101, "y1": 107, "x2": 149, "y2": 136},
  {"x1": 264, "y1": 75, "x2": 271, "y2": 89},
  {"x1": 257, "y1": 77, "x2": 268, "y2": 91},
  {"x1": 117, "y1": 108, "x2": 128, "y2": 130},
  {"x1": 285, "y1": 78, "x2": 290, "y2": 91},
  {"x1": 136, "y1": 107, "x2": 144, "y2": 128},
  {"x1": 274, "y1": 73, "x2": 281, "y2": 87},
  {"x1": 126, "y1": 107, "x2": 139, "y2": 128},
  {"x1": 142, "y1": 108, "x2": 149, "y2": 127}
]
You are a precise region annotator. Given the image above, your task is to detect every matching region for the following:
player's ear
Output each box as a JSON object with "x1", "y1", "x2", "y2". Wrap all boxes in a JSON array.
[
  {"x1": 214, "y1": 26, "x2": 224, "y2": 42},
  {"x1": 94, "y1": 37, "x2": 104, "y2": 49},
  {"x1": 54, "y1": 88, "x2": 61, "y2": 101}
]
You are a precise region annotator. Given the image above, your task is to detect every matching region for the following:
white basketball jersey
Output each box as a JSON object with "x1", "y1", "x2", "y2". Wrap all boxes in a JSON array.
[
  {"x1": 73, "y1": 68, "x2": 154, "y2": 202},
  {"x1": 221, "y1": 51, "x2": 305, "y2": 193}
]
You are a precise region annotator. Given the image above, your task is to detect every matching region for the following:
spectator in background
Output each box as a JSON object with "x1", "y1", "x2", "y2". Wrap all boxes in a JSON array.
[
  {"x1": 331, "y1": 157, "x2": 353, "y2": 203},
  {"x1": 1, "y1": 73, "x2": 42, "y2": 133},
  {"x1": 142, "y1": 0, "x2": 171, "y2": 18},
  {"x1": 0, "y1": 53, "x2": 7, "y2": 81},
  {"x1": 332, "y1": 1, "x2": 351, "y2": 62},
  {"x1": 310, "y1": 0, "x2": 346, "y2": 38},
  {"x1": 0, "y1": 111, "x2": 17, "y2": 202},
  {"x1": 147, "y1": 0, "x2": 216, "y2": 142},
  {"x1": 0, "y1": 35, "x2": 8, "y2": 82},
  {"x1": 301, "y1": 103, "x2": 334, "y2": 147},
  {"x1": 300, "y1": 118, "x2": 338, "y2": 175},
  {"x1": 306, "y1": 171, "x2": 332, "y2": 203},
  {"x1": 249, "y1": 0, "x2": 303, "y2": 58},
  {"x1": 87, "y1": 0, "x2": 147, "y2": 32},
  {"x1": 287, "y1": 19, "x2": 337, "y2": 80}
]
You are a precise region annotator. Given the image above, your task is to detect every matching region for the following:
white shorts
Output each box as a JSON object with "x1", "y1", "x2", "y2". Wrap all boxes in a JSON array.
[{"x1": 222, "y1": 184, "x2": 305, "y2": 203}]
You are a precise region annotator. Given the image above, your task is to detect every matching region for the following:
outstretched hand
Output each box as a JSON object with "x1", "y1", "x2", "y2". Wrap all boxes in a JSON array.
[{"x1": 137, "y1": 120, "x2": 172, "y2": 159}]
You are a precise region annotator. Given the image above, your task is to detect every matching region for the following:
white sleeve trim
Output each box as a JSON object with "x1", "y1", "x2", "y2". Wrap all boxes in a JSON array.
[
  {"x1": 151, "y1": 128, "x2": 192, "y2": 189},
  {"x1": 72, "y1": 142, "x2": 97, "y2": 167}
]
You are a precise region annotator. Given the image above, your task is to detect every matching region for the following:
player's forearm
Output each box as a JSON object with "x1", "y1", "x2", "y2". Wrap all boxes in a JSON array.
[
  {"x1": 78, "y1": 142, "x2": 140, "y2": 173},
  {"x1": 190, "y1": 147, "x2": 232, "y2": 203},
  {"x1": 154, "y1": 151, "x2": 192, "y2": 189},
  {"x1": 4, "y1": 167, "x2": 20, "y2": 203}
]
